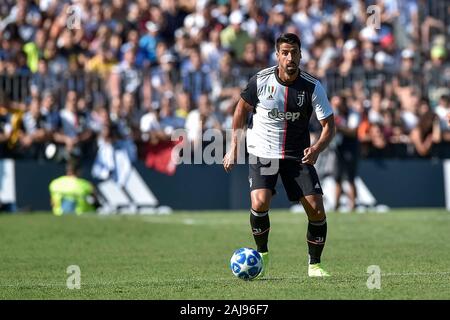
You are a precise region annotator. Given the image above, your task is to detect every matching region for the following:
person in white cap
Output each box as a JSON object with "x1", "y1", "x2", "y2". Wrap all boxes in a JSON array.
[{"x1": 220, "y1": 10, "x2": 251, "y2": 59}]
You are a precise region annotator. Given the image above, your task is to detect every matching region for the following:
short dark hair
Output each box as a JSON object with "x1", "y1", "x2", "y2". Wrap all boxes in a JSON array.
[
  {"x1": 66, "y1": 158, "x2": 81, "y2": 175},
  {"x1": 440, "y1": 94, "x2": 449, "y2": 103},
  {"x1": 276, "y1": 33, "x2": 301, "y2": 52}
]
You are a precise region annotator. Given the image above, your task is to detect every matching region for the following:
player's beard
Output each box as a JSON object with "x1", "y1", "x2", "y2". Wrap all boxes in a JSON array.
[{"x1": 285, "y1": 63, "x2": 297, "y2": 75}]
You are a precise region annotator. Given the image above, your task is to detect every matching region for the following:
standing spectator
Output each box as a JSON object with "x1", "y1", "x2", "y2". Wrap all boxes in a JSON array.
[
  {"x1": 200, "y1": 25, "x2": 225, "y2": 73},
  {"x1": 181, "y1": 47, "x2": 212, "y2": 105},
  {"x1": 424, "y1": 43, "x2": 450, "y2": 102},
  {"x1": 43, "y1": 41, "x2": 68, "y2": 76},
  {"x1": 139, "y1": 20, "x2": 160, "y2": 67},
  {"x1": 54, "y1": 91, "x2": 93, "y2": 159},
  {"x1": 339, "y1": 39, "x2": 361, "y2": 76},
  {"x1": 331, "y1": 95, "x2": 360, "y2": 211},
  {"x1": 40, "y1": 91, "x2": 61, "y2": 159},
  {"x1": 266, "y1": 4, "x2": 288, "y2": 41},
  {"x1": 30, "y1": 58, "x2": 59, "y2": 97},
  {"x1": 109, "y1": 45, "x2": 142, "y2": 102},
  {"x1": 160, "y1": 0, "x2": 188, "y2": 46},
  {"x1": 23, "y1": 28, "x2": 46, "y2": 73},
  {"x1": 148, "y1": 52, "x2": 177, "y2": 106}
]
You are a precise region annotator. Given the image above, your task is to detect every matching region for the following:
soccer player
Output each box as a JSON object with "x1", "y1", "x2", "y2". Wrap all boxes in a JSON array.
[
  {"x1": 49, "y1": 159, "x2": 98, "y2": 216},
  {"x1": 223, "y1": 33, "x2": 335, "y2": 277}
]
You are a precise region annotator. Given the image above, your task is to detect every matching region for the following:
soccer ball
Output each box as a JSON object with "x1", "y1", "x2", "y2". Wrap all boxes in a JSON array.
[{"x1": 230, "y1": 247, "x2": 263, "y2": 280}]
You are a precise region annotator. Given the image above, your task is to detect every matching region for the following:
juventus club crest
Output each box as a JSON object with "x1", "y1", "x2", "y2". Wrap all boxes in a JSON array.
[{"x1": 297, "y1": 91, "x2": 305, "y2": 107}]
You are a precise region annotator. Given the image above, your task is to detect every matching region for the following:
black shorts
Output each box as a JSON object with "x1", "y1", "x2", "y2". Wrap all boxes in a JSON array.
[
  {"x1": 333, "y1": 149, "x2": 358, "y2": 183},
  {"x1": 248, "y1": 157, "x2": 323, "y2": 202}
]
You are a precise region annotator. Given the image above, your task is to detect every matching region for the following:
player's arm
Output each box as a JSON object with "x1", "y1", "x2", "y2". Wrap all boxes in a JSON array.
[
  {"x1": 302, "y1": 82, "x2": 336, "y2": 165},
  {"x1": 223, "y1": 98, "x2": 253, "y2": 172},
  {"x1": 223, "y1": 74, "x2": 258, "y2": 172}
]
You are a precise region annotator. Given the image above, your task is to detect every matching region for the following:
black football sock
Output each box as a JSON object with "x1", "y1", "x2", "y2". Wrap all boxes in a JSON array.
[
  {"x1": 250, "y1": 208, "x2": 270, "y2": 253},
  {"x1": 307, "y1": 218, "x2": 327, "y2": 264}
]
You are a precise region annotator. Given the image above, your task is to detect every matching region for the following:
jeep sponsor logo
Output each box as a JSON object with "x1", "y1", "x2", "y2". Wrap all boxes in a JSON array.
[{"x1": 268, "y1": 108, "x2": 300, "y2": 121}]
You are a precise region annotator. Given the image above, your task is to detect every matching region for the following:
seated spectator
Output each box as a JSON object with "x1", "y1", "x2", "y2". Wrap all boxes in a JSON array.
[
  {"x1": 0, "y1": 94, "x2": 12, "y2": 157},
  {"x1": 211, "y1": 52, "x2": 241, "y2": 117},
  {"x1": 185, "y1": 93, "x2": 221, "y2": 146},
  {"x1": 398, "y1": 87, "x2": 420, "y2": 133},
  {"x1": 49, "y1": 159, "x2": 98, "y2": 216},
  {"x1": 368, "y1": 90, "x2": 384, "y2": 125},
  {"x1": 368, "y1": 123, "x2": 389, "y2": 157},
  {"x1": 175, "y1": 90, "x2": 193, "y2": 119},
  {"x1": 139, "y1": 96, "x2": 184, "y2": 175},
  {"x1": 159, "y1": 95, "x2": 185, "y2": 135},
  {"x1": 410, "y1": 111, "x2": 441, "y2": 157},
  {"x1": 85, "y1": 44, "x2": 117, "y2": 79},
  {"x1": 238, "y1": 42, "x2": 262, "y2": 79},
  {"x1": 140, "y1": 105, "x2": 170, "y2": 147},
  {"x1": 19, "y1": 96, "x2": 48, "y2": 158},
  {"x1": 434, "y1": 94, "x2": 450, "y2": 143}
]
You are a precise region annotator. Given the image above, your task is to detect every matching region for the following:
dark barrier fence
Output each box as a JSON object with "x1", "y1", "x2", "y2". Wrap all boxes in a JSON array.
[
  {"x1": 13, "y1": 158, "x2": 447, "y2": 211},
  {"x1": 1, "y1": 67, "x2": 446, "y2": 107}
]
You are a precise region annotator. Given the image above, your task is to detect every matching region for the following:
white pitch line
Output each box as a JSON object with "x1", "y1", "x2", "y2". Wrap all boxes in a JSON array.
[{"x1": 382, "y1": 272, "x2": 450, "y2": 277}]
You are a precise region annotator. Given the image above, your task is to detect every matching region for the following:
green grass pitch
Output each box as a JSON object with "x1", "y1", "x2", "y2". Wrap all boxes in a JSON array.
[{"x1": 0, "y1": 209, "x2": 449, "y2": 299}]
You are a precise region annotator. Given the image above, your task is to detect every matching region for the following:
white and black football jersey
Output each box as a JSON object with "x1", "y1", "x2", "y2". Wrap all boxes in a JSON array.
[{"x1": 241, "y1": 66, "x2": 333, "y2": 160}]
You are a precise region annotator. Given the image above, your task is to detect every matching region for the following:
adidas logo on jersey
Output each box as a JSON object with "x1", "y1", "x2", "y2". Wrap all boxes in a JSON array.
[{"x1": 268, "y1": 108, "x2": 301, "y2": 121}]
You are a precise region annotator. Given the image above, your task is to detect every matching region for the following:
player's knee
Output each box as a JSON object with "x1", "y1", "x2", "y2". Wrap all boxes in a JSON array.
[
  {"x1": 251, "y1": 190, "x2": 272, "y2": 212},
  {"x1": 308, "y1": 208, "x2": 326, "y2": 221},
  {"x1": 252, "y1": 199, "x2": 270, "y2": 212}
]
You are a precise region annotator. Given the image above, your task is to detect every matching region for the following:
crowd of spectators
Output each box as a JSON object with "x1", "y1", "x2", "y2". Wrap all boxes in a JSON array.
[{"x1": 0, "y1": 0, "x2": 449, "y2": 165}]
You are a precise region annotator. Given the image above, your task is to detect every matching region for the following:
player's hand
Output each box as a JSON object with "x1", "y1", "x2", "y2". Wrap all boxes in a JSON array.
[
  {"x1": 223, "y1": 150, "x2": 236, "y2": 173},
  {"x1": 302, "y1": 146, "x2": 319, "y2": 165}
]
